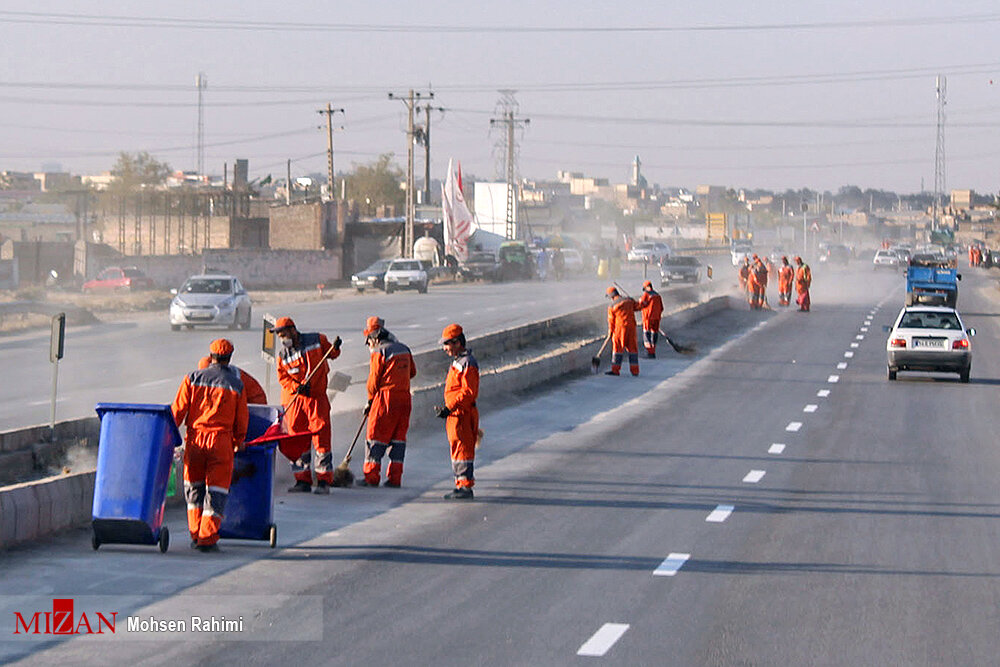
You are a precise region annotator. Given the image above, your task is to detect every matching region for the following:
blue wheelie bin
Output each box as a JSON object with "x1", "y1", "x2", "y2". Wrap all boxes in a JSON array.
[
  {"x1": 92, "y1": 403, "x2": 181, "y2": 553},
  {"x1": 219, "y1": 404, "x2": 281, "y2": 548}
]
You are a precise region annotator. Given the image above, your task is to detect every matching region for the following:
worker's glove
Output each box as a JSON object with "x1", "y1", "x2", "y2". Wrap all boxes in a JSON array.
[
  {"x1": 332, "y1": 336, "x2": 342, "y2": 351},
  {"x1": 434, "y1": 405, "x2": 451, "y2": 419},
  {"x1": 295, "y1": 382, "x2": 310, "y2": 397},
  {"x1": 363, "y1": 399, "x2": 372, "y2": 416}
]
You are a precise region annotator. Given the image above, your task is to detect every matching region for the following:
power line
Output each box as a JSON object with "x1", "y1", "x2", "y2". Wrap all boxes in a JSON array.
[{"x1": 2, "y1": 9, "x2": 1000, "y2": 33}]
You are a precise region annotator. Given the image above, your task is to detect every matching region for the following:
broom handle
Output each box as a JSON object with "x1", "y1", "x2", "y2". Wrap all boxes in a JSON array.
[
  {"x1": 596, "y1": 335, "x2": 611, "y2": 358},
  {"x1": 298, "y1": 337, "x2": 339, "y2": 388},
  {"x1": 340, "y1": 414, "x2": 368, "y2": 464}
]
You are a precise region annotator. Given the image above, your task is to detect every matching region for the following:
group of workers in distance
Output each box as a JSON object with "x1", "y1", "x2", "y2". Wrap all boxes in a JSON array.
[
  {"x1": 737, "y1": 254, "x2": 812, "y2": 312},
  {"x1": 169, "y1": 316, "x2": 481, "y2": 552}
]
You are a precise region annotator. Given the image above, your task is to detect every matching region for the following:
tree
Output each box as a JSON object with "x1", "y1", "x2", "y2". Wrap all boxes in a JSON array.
[
  {"x1": 109, "y1": 151, "x2": 172, "y2": 191},
  {"x1": 344, "y1": 154, "x2": 405, "y2": 213}
]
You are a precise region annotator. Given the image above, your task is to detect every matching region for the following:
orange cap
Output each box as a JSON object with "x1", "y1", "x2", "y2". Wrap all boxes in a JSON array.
[
  {"x1": 794, "y1": 255, "x2": 802, "y2": 263},
  {"x1": 270, "y1": 316, "x2": 295, "y2": 332},
  {"x1": 643, "y1": 280, "x2": 653, "y2": 290},
  {"x1": 363, "y1": 316, "x2": 384, "y2": 336},
  {"x1": 197, "y1": 355, "x2": 212, "y2": 370},
  {"x1": 209, "y1": 338, "x2": 234, "y2": 356},
  {"x1": 439, "y1": 323, "x2": 464, "y2": 344},
  {"x1": 606, "y1": 286, "x2": 619, "y2": 297}
]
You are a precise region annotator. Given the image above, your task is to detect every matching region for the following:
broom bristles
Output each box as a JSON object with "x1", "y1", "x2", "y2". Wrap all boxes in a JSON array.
[{"x1": 331, "y1": 461, "x2": 354, "y2": 487}]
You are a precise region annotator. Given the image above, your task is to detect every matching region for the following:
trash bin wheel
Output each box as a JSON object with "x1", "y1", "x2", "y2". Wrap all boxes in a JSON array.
[
  {"x1": 91, "y1": 528, "x2": 100, "y2": 551},
  {"x1": 158, "y1": 526, "x2": 170, "y2": 553},
  {"x1": 269, "y1": 524, "x2": 277, "y2": 548}
]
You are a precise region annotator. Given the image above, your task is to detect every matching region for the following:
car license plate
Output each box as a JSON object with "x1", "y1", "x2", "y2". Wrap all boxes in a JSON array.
[
  {"x1": 912, "y1": 338, "x2": 945, "y2": 348},
  {"x1": 186, "y1": 312, "x2": 212, "y2": 320},
  {"x1": 397, "y1": 278, "x2": 409, "y2": 285}
]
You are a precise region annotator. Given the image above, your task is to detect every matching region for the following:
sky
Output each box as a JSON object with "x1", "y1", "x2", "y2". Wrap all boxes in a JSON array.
[{"x1": 1, "y1": 1, "x2": 999, "y2": 195}]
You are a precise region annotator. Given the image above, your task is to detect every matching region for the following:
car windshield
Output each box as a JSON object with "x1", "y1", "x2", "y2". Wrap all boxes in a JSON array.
[
  {"x1": 365, "y1": 259, "x2": 392, "y2": 272},
  {"x1": 665, "y1": 257, "x2": 698, "y2": 266},
  {"x1": 122, "y1": 269, "x2": 145, "y2": 278},
  {"x1": 469, "y1": 253, "x2": 495, "y2": 262},
  {"x1": 390, "y1": 261, "x2": 421, "y2": 271},
  {"x1": 182, "y1": 278, "x2": 232, "y2": 294},
  {"x1": 899, "y1": 312, "x2": 961, "y2": 330}
]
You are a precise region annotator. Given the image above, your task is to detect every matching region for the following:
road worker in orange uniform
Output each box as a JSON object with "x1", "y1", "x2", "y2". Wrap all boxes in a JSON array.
[
  {"x1": 172, "y1": 339, "x2": 248, "y2": 553},
  {"x1": 969, "y1": 244, "x2": 976, "y2": 268},
  {"x1": 746, "y1": 255, "x2": 760, "y2": 309},
  {"x1": 272, "y1": 316, "x2": 342, "y2": 494},
  {"x1": 750, "y1": 255, "x2": 769, "y2": 310},
  {"x1": 637, "y1": 280, "x2": 664, "y2": 358},
  {"x1": 605, "y1": 286, "x2": 641, "y2": 376},
  {"x1": 197, "y1": 356, "x2": 267, "y2": 404},
  {"x1": 794, "y1": 256, "x2": 812, "y2": 312},
  {"x1": 777, "y1": 256, "x2": 795, "y2": 306},
  {"x1": 737, "y1": 256, "x2": 750, "y2": 293},
  {"x1": 358, "y1": 316, "x2": 416, "y2": 488},
  {"x1": 436, "y1": 324, "x2": 479, "y2": 500}
]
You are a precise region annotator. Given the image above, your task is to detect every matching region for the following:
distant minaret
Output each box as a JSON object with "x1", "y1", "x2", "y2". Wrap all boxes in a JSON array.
[{"x1": 631, "y1": 155, "x2": 642, "y2": 186}]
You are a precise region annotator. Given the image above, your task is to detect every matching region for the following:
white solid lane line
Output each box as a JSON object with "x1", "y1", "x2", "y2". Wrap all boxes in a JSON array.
[
  {"x1": 837, "y1": 362, "x2": 848, "y2": 369},
  {"x1": 653, "y1": 553, "x2": 691, "y2": 577},
  {"x1": 803, "y1": 404, "x2": 818, "y2": 413},
  {"x1": 706, "y1": 505, "x2": 735, "y2": 523},
  {"x1": 817, "y1": 389, "x2": 830, "y2": 398},
  {"x1": 768, "y1": 443, "x2": 786, "y2": 454},
  {"x1": 577, "y1": 623, "x2": 630, "y2": 657},
  {"x1": 786, "y1": 421, "x2": 802, "y2": 432},
  {"x1": 743, "y1": 470, "x2": 766, "y2": 483},
  {"x1": 844, "y1": 351, "x2": 854, "y2": 358},
  {"x1": 828, "y1": 375, "x2": 840, "y2": 383}
]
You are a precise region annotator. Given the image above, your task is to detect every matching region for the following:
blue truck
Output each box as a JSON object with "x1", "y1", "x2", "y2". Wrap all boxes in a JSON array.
[{"x1": 905, "y1": 254, "x2": 960, "y2": 307}]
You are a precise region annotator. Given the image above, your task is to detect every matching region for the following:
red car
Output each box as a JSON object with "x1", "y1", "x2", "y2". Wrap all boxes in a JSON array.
[{"x1": 82, "y1": 267, "x2": 155, "y2": 293}]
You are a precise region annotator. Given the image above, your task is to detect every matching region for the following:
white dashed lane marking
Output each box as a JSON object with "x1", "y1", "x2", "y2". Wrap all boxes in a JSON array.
[
  {"x1": 577, "y1": 623, "x2": 630, "y2": 657},
  {"x1": 837, "y1": 362, "x2": 848, "y2": 369},
  {"x1": 803, "y1": 404, "x2": 818, "y2": 413},
  {"x1": 768, "y1": 443, "x2": 786, "y2": 454},
  {"x1": 817, "y1": 389, "x2": 830, "y2": 398},
  {"x1": 743, "y1": 470, "x2": 766, "y2": 483},
  {"x1": 850, "y1": 343, "x2": 859, "y2": 348},
  {"x1": 828, "y1": 375, "x2": 840, "y2": 383},
  {"x1": 786, "y1": 422, "x2": 802, "y2": 432},
  {"x1": 861, "y1": 327, "x2": 869, "y2": 332},
  {"x1": 706, "y1": 505, "x2": 735, "y2": 523},
  {"x1": 653, "y1": 553, "x2": 691, "y2": 577},
  {"x1": 844, "y1": 351, "x2": 854, "y2": 358},
  {"x1": 856, "y1": 335, "x2": 864, "y2": 340}
]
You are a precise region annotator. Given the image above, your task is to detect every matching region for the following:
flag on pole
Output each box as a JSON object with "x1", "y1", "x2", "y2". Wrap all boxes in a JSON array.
[{"x1": 442, "y1": 158, "x2": 475, "y2": 263}]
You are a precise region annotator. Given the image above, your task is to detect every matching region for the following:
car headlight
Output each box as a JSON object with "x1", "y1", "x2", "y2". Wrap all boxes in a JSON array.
[
  {"x1": 351, "y1": 275, "x2": 359, "y2": 281},
  {"x1": 172, "y1": 297, "x2": 186, "y2": 308}
]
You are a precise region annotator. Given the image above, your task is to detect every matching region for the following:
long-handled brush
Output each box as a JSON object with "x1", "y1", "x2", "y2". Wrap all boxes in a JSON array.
[
  {"x1": 591, "y1": 335, "x2": 611, "y2": 373},
  {"x1": 331, "y1": 414, "x2": 366, "y2": 487}
]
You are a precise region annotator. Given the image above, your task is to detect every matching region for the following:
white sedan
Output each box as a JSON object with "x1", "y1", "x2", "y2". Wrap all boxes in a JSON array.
[
  {"x1": 885, "y1": 306, "x2": 974, "y2": 382},
  {"x1": 384, "y1": 259, "x2": 429, "y2": 294}
]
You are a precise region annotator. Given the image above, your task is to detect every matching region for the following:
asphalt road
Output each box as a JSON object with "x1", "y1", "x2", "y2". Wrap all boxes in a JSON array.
[
  {"x1": 4, "y1": 260, "x2": 1000, "y2": 665},
  {"x1": 0, "y1": 264, "x2": 715, "y2": 431}
]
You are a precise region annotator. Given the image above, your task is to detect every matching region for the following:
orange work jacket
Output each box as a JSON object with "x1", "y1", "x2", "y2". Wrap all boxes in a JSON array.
[{"x1": 172, "y1": 363, "x2": 249, "y2": 446}]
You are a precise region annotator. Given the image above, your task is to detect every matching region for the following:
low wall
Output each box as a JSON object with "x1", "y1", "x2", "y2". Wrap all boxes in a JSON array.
[{"x1": 0, "y1": 295, "x2": 732, "y2": 551}]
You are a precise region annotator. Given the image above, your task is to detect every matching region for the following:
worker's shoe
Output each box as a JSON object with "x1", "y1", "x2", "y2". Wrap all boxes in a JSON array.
[
  {"x1": 384, "y1": 481, "x2": 401, "y2": 488},
  {"x1": 356, "y1": 478, "x2": 379, "y2": 488},
  {"x1": 287, "y1": 480, "x2": 312, "y2": 493},
  {"x1": 313, "y1": 481, "x2": 330, "y2": 494},
  {"x1": 443, "y1": 487, "x2": 474, "y2": 500},
  {"x1": 197, "y1": 544, "x2": 221, "y2": 553},
  {"x1": 604, "y1": 370, "x2": 620, "y2": 376},
  {"x1": 190, "y1": 539, "x2": 198, "y2": 550}
]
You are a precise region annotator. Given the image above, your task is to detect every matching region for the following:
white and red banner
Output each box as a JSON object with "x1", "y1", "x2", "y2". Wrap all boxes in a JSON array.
[{"x1": 441, "y1": 158, "x2": 475, "y2": 263}]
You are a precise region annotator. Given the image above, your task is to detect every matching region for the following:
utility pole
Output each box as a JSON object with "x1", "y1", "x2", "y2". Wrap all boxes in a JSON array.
[
  {"x1": 419, "y1": 103, "x2": 445, "y2": 206},
  {"x1": 933, "y1": 75, "x2": 947, "y2": 231},
  {"x1": 317, "y1": 103, "x2": 345, "y2": 202},
  {"x1": 196, "y1": 72, "x2": 207, "y2": 178},
  {"x1": 389, "y1": 89, "x2": 433, "y2": 258},
  {"x1": 490, "y1": 91, "x2": 529, "y2": 240},
  {"x1": 286, "y1": 159, "x2": 291, "y2": 206}
]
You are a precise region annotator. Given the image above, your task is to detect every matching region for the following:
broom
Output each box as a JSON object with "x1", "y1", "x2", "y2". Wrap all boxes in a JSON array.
[
  {"x1": 331, "y1": 414, "x2": 366, "y2": 487},
  {"x1": 591, "y1": 335, "x2": 611, "y2": 373},
  {"x1": 612, "y1": 281, "x2": 695, "y2": 355}
]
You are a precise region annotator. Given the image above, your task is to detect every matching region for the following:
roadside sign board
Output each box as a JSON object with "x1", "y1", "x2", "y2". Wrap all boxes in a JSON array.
[
  {"x1": 261, "y1": 313, "x2": 276, "y2": 363},
  {"x1": 49, "y1": 312, "x2": 65, "y2": 363}
]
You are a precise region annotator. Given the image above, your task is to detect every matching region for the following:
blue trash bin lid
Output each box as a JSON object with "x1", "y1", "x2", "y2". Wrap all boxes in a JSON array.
[{"x1": 95, "y1": 402, "x2": 182, "y2": 448}]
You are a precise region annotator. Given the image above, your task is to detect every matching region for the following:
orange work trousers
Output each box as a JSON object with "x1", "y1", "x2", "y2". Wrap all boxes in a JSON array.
[
  {"x1": 284, "y1": 394, "x2": 333, "y2": 484},
  {"x1": 183, "y1": 430, "x2": 235, "y2": 546},
  {"x1": 446, "y1": 407, "x2": 478, "y2": 488},
  {"x1": 363, "y1": 391, "x2": 412, "y2": 486}
]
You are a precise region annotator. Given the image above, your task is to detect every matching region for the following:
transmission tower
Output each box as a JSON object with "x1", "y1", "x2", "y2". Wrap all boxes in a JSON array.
[
  {"x1": 933, "y1": 75, "x2": 947, "y2": 230},
  {"x1": 490, "y1": 90, "x2": 529, "y2": 240},
  {"x1": 196, "y1": 72, "x2": 207, "y2": 178}
]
